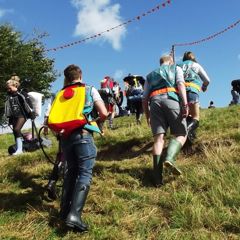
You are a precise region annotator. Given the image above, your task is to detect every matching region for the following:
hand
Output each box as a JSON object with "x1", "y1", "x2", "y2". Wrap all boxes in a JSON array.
[
  {"x1": 29, "y1": 111, "x2": 36, "y2": 120},
  {"x1": 43, "y1": 126, "x2": 49, "y2": 135},
  {"x1": 181, "y1": 104, "x2": 189, "y2": 118}
]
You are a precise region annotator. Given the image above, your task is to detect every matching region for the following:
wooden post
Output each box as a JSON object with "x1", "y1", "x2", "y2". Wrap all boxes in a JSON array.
[{"x1": 171, "y1": 45, "x2": 175, "y2": 63}]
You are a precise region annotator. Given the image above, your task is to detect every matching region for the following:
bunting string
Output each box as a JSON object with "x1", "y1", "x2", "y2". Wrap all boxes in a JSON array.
[
  {"x1": 45, "y1": 0, "x2": 172, "y2": 52},
  {"x1": 173, "y1": 18, "x2": 240, "y2": 47}
]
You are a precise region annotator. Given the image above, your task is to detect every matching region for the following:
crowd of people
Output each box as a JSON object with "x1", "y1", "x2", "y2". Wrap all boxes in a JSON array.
[{"x1": 4, "y1": 50, "x2": 240, "y2": 233}]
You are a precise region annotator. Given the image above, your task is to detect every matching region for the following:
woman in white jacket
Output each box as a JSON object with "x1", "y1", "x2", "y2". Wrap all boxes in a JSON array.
[{"x1": 179, "y1": 51, "x2": 210, "y2": 142}]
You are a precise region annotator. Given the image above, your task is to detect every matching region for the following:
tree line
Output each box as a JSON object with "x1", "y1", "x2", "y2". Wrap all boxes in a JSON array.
[{"x1": 0, "y1": 24, "x2": 57, "y2": 123}]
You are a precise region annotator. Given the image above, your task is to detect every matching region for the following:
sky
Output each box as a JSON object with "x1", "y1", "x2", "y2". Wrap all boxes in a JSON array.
[{"x1": 0, "y1": 0, "x2": 240, "y2": 112}]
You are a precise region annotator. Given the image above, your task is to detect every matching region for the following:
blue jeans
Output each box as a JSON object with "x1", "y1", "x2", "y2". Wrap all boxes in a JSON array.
[
  {"x1": 62, "y1": 131, "x2": 97, "y2": 186},
  {"x1": 187, "y1": 91, "x2": 199, "y2": 104}
]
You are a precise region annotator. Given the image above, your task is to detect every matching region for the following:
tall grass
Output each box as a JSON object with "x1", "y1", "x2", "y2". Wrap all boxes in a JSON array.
[{"x1": 0, "y1": 106, "x2": 240, "y2": 239}]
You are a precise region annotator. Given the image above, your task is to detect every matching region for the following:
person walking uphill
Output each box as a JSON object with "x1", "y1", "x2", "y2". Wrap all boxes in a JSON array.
[
  {"x1": 48, "y1": 64, "x2": 108, "y2": 232},
  {"x1": 4, "y1": 75, "x2": 35, "y2": 155},
  {"x1": 179, "y1": 51, "x2": 210, "y2": 142},
  {"x1": 230, "y1": 79, "x2": 240, "y2": 104},
  {"x1": 142, "y1": 55, "x2": 188, "y2": 186}
]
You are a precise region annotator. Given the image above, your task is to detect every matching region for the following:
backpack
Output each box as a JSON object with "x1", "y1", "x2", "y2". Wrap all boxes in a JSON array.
[
  {"x1": 28, "y1": 92, "x2": 43, "y2": 117},
  {"x1": 231, "y1": 80, "x2": 240, "y2": 93},
  {"x1": 123, "y1": 75, "x2": 145, "y2": 88},
  {"x1": 123, "y1": 75, "x2": 145, "y2": 100},
  {"x1": 47, "y1": 83, "x2": 88, "y2": 137},
  {"x1": 99, "y1": 76, "x2": 116, "y2": 105},
  {"x1": 100, "y1": 76, "x2": 114, "y2": 96},
  {"x1": 5, "y1": 89, "x2": 35, "y2": 119}
]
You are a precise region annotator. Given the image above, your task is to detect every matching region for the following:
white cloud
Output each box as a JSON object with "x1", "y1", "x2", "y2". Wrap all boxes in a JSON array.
[
  {"x1": 0, "y1": 8, "x2": 13, "y2": 18},
  {"x1": 71, "y1": 0, "x2": 126, "y2": 50}
]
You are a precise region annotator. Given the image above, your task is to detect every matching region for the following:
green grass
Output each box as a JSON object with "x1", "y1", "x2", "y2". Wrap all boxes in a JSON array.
[{"x1": 0, "y1": 106, "x2": 240, "y2": 239}]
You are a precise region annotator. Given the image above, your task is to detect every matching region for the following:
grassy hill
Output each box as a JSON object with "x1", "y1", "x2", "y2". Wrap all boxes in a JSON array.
[{"x1": 0, "y1": 105, "x2": 240, "y2": 240}]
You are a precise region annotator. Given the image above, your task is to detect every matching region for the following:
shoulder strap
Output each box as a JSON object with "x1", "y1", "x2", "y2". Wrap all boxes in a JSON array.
[
  {"x1": 17, "y1": 91, "x2": 33, "y2": 113},
  {"x1": 62, "y1": 82, "x2": 85, "y2": 90}
]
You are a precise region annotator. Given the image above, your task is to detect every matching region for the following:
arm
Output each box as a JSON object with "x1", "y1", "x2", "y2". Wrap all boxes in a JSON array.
[
  {"x1": 176, "y1": 67, "x2": 188, "y2": 117},
  {"x1": 94, "y1": 100, "x2": 108, "y2": 122},
  {"x1": 196, "y1": 63, "x2": 210, "y2": 92},
  {"x1": 177, "y1": 82, "x2": 189, "y2": 118},
  {"x1": 91, "y1": 87, "x2": 108, "y2": 122},
  {"x1": 43, "y1": 103, "x2": 51, "y2": 135},
  {"x1": 43, "y1": 117, "x2": 49, "y2": 135},
  {"x1": 43, "y1": 97, "x2": 55, "y2": 135},
  {"x1": 177, "y1": 82, "x2": 188, "y2": 106}
]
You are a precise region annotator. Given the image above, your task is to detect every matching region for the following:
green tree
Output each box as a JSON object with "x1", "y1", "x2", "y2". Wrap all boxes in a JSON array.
[{"x1": 0, "y1": 24, "x2": 58, "y2": 119}]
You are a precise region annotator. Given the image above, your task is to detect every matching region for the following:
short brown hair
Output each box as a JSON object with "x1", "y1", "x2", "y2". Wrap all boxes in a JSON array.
[
  {"x1": 183, "y1": 51, "x2": 197, "y2": 62},
  {"x1": 64, "y1": 64, "x2": 82, "y2": 84},
  {"x1": 159, "y1": 55, "x2": 173, "y2": 65}
]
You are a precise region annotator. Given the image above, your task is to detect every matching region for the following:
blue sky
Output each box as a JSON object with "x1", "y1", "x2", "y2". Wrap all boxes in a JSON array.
[{"x1": 0, "y1": 0, "x2": 240, "y2": 110}]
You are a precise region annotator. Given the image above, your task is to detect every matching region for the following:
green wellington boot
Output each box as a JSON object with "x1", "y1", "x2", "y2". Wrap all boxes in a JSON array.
[
  {"x1": 164, "y1": 139, "x2": 182, "y2": 175},
  {"x1": 153, "y1": 155, "x2": 163, "y2": 186}
]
